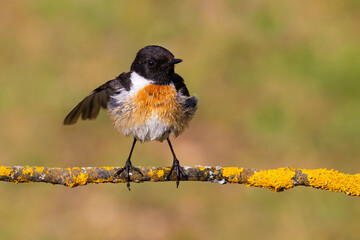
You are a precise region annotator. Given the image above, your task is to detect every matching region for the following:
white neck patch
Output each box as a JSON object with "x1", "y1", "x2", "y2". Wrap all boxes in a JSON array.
[
  {"x1": 129, "y1": 71, "x2": 152, "y2": 96},
  {"x1": 111, "y1": 71, "x2": 152, "y2": 103}
]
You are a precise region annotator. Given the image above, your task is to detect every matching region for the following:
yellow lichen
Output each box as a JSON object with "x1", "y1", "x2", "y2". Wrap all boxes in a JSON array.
[
  {"x1": 148, "y1": 169, "x2": 155, "y2": 177},
  {"x1": 221, "y1": 167, "x2": 244, "y2": 183},
  {"x1": 22, "y1": 166, "x2": 35, "y2": 176},
  {"x1": 147, "y1": 169, "x2": 158, "y2": 182},
  {"x1": 156, "y1": 170, "x2": 165, "y2": 178},
  {"x1": 102, "y1": 166, "x2": 116, "y2": 171},
  {"x1": 93, "y1": 177, "x2": 115, "y2": 184},
  {"x1": 247, "y1": 168, "x2": 295, "y2": 192},
  {"x1": 0, "y1": 166, "x2": 13, "y2": 177},
  {"x1": 222, "y1": 167, "x2": 244, "y2": 177},
  {"x1": 301, "y1": 169, "x2": 360, "y2": 196},
  {"x1": 199, "y1": 166, "x2": 206, "y2": 171},
  {"x1": 69, "y1": 167, "x2": 81, "y2": 171},
  {"x1": 147, "y1": 169, "x2": 164, "y2": 181},
  {"x1": 14, "y1": 178, "x2": 31, "y2": 183},
  {"x1": 69, "y1": 172, "x2": 88, "y2": 187},
  {"x1": 34, "y1": 167, "x2": 45, "y2": 173}
]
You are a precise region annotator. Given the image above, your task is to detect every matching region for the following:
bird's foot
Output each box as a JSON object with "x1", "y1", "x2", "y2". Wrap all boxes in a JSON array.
[
  {"x1": 116, "y1": 160, "x2": 143, "y2": 191},
  {"x1": 167, "y1": 158, "x2": 187, "y2": 188}
]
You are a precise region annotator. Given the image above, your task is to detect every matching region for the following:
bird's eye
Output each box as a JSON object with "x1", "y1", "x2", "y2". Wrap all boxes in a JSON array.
[{"x1": 147, "y1": 59, "x2": 156, "y2": 67}]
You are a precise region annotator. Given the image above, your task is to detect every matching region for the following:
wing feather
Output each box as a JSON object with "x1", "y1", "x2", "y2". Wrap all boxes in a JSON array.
[
  {"x1": 172, "y1": 73, "x2": 190, "y2": 96},
  {"x1": 63, "y1": 73, "x2": 131, "y2": 125},
  {"x1": 88, "y1": 92, "x2": 100, "y2": 120}
]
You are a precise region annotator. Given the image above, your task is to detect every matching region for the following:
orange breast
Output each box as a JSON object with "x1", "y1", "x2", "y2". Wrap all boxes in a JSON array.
[
  {"x1": 131, "y1": 84, "x2": 183, "y2": 125},
  {"x1": 108, "y1": 83, "x2": 193, "y2": 140}
]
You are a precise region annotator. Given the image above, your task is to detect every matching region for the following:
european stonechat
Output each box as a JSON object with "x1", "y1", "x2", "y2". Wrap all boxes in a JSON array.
[{"x1": 64, "y1": 45, "x2": 198, "y2": 190}]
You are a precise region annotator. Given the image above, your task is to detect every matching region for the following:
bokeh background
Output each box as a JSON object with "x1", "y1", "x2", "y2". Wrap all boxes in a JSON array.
[{"x1": 1, "y1": 1, "x2": 360, "y2": 239}]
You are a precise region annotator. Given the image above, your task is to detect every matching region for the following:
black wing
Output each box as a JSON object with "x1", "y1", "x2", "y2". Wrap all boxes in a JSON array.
[
  {"x1": 63, "y1": 72, "x2": 131, "y2": 125},
  {"x1": 172, "y1": 73, "x2": 198, "y2": 115},
  {"x1": 172, "y1": 73, "x2": 190, "y2": 96}
]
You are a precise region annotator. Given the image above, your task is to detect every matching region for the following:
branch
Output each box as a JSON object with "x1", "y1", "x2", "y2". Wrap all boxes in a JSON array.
[{"x1": 0, "y1": 166, "x2": 359, "y2": 196}]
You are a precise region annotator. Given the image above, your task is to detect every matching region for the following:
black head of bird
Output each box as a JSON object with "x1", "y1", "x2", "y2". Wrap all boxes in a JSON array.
[{"x1": 130, "y1": 45, "x2": 183, "y2": 85}]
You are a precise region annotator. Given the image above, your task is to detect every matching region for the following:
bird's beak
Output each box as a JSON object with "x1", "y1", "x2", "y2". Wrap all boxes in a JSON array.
[{"x1": 168, "y1": 58, "x2": 183, "y2": 65}]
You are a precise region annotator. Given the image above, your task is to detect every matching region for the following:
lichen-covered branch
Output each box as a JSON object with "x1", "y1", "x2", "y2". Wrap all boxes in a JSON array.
[{"x1": 0, "y1": 166, "x2": 359, "y2": 197}]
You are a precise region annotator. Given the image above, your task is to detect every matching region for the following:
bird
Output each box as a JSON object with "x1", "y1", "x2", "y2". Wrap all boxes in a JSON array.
[{"x1": 63, "y1": 45, "x2": 198, "y2": 190}]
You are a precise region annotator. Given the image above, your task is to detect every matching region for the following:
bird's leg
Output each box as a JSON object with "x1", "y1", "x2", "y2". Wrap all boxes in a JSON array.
[
  {"x1": 166, "y1": 138, "x2": 187, "y2": 187},
  {"x1": 116, "y1": 138, "x2": 143, "y2": 190}
]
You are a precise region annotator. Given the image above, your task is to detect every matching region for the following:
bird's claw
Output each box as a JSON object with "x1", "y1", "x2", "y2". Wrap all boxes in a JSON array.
[
  {"x1": 167, "y1": 158, "x2": 187, "y2": 188},
  {"x1": 116, "y1": 160, "x2": 143, "y2": 191}
]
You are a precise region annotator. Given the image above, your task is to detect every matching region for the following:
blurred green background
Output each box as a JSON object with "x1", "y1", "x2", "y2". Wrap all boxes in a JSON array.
[{"x1": 0, "y1": 0, "x2": 360, "y2": 239}]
